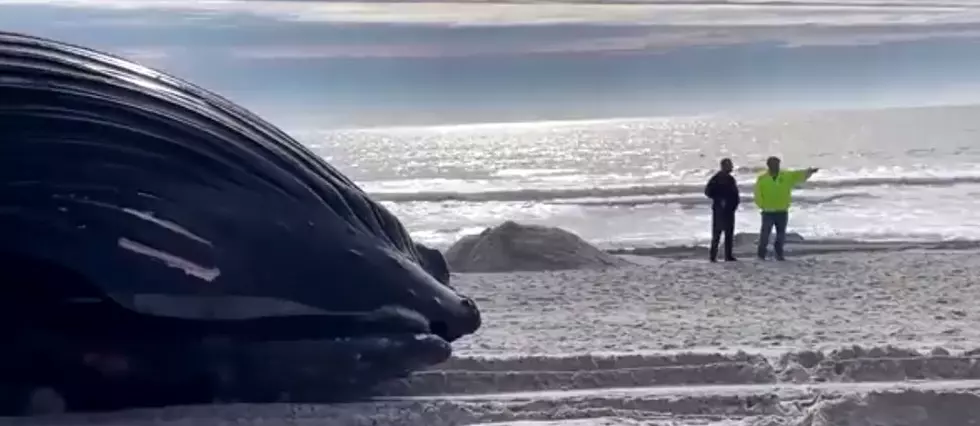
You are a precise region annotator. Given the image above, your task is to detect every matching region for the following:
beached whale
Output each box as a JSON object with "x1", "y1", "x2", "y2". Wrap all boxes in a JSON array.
[{"x1": 0, "y1": 31, "x2": 481, "y2": 414}]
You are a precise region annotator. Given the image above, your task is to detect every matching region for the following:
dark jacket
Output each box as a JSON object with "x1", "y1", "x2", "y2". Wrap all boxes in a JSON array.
[{"x1": 704, "y1": 171, "x2": 740, "y2": 211}]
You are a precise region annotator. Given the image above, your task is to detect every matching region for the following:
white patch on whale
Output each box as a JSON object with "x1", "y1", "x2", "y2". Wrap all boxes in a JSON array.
[
  {"x1": 118, "y1": 237, "x2": 221, "y2": 282},
  {"x1": 122, "y1": 207, "x2": 213, "y2": 246}
]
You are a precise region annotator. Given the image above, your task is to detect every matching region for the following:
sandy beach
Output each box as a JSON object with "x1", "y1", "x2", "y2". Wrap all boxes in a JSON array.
[
  {"x1": 15, "y1": 246, "x2": 980, "y2": 426},
  {"x1": 451, "y1": 247, "x2": 980, "y2": 356}
]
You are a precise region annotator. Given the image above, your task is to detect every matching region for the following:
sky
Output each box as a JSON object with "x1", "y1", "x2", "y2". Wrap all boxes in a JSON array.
[{"x1": 4, "y1": 0, "x2": 980, "y2": 128}]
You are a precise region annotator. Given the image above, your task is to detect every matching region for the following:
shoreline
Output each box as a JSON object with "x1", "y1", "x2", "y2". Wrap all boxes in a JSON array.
[{"x1": 606, "y1": 237, "x2": 980, "y2": 260}]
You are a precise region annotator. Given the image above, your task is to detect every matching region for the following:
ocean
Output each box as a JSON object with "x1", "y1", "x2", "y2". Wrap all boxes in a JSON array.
[{"x1": 298, "y1": 104, "x2": 980, "y2": 250}]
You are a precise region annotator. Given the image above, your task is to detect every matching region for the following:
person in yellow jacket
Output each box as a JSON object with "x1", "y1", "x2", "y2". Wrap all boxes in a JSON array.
[{"x1": 754, "y1": 156, "x2": 819, "y2": 261}]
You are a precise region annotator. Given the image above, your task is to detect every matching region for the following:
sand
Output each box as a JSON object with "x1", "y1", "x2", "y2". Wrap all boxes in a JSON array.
[
  {"x1": 11, "y1": 248, "x2": 980, "y2": 425},
  {"x1": 450, "y1": 248, "x2": 980, "y2": 354}
]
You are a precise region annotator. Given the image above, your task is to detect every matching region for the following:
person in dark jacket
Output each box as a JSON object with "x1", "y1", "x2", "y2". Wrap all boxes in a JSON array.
[{"x1": 704, "y1": 158, "x2": 740, "y2": 262}]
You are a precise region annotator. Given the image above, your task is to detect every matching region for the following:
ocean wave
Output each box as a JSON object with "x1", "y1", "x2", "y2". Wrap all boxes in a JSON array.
[
  {"x1": 369, "y1": 174, "x2": 980, "y2": 203},
  {"x1": 550, "y1": 192, "x2": 871, "y2": 208}
]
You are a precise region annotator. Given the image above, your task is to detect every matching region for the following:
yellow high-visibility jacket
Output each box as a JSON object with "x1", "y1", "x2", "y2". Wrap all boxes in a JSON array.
[{"x1": 754, "y1": 169, "x2": 810, "y2": 212}]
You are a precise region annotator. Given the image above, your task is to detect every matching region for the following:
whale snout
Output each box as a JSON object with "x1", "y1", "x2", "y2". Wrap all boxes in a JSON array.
[
  {"x1": 423, "y1": 291, "x2": 482, "y2": 344},
  {"x1": 372, "y1": 246, "x2": 482, "y2": 343},
  {"x1": 433, "y1": 295, "x2": 481, "y2": 343}
]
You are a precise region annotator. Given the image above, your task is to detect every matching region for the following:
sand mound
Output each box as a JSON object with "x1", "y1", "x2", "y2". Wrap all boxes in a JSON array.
[{"x1": 444, "y1": 221, "x2": 629, "y2": 273}]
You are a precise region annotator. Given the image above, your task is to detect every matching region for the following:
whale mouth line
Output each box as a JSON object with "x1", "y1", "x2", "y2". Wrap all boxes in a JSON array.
[
  {"x1": 48, "y1": 292, "x2": 450, "y2": 345},
  {"x1": 137, "y1": 296, "x2": 468, "y2": 344}
]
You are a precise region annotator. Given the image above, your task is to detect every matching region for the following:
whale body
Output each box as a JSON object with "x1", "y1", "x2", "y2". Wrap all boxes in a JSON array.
[{"x1": 0, "y1": 31, "x2": 481, "y2": 413}]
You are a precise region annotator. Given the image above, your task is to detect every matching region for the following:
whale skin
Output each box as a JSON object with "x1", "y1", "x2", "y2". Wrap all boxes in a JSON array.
[{"x1": 0, "y1": 31, "x2": 481, "y2": 414}]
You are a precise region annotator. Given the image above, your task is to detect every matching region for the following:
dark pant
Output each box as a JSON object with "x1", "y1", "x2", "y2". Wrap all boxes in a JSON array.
[
  {"x1": 758, "y1": 211, "x2": 789, "y2": 259},
  {"x1": 710, "y1": 208, "x2": 736, "y2": 260}
]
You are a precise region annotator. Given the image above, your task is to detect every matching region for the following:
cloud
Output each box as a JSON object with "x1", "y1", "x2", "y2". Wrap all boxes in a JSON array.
[
  {"x1": 4, "y1": 0, "x2": 980, "y2": 59},
  {"x1": 2, "y1": 0, "x2": 979, "y2": 27},
  {"x1": 225, "y1": 30, "x2": 729, "y2": 59},
  {"x1": 225, "y1": 23, "x2": 980, "y2": 60}
]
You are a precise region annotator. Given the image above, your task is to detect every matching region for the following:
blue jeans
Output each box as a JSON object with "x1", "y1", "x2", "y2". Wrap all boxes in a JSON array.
[{"x1": 758, "y1": 211, "x2": 789, "y2": 259}]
